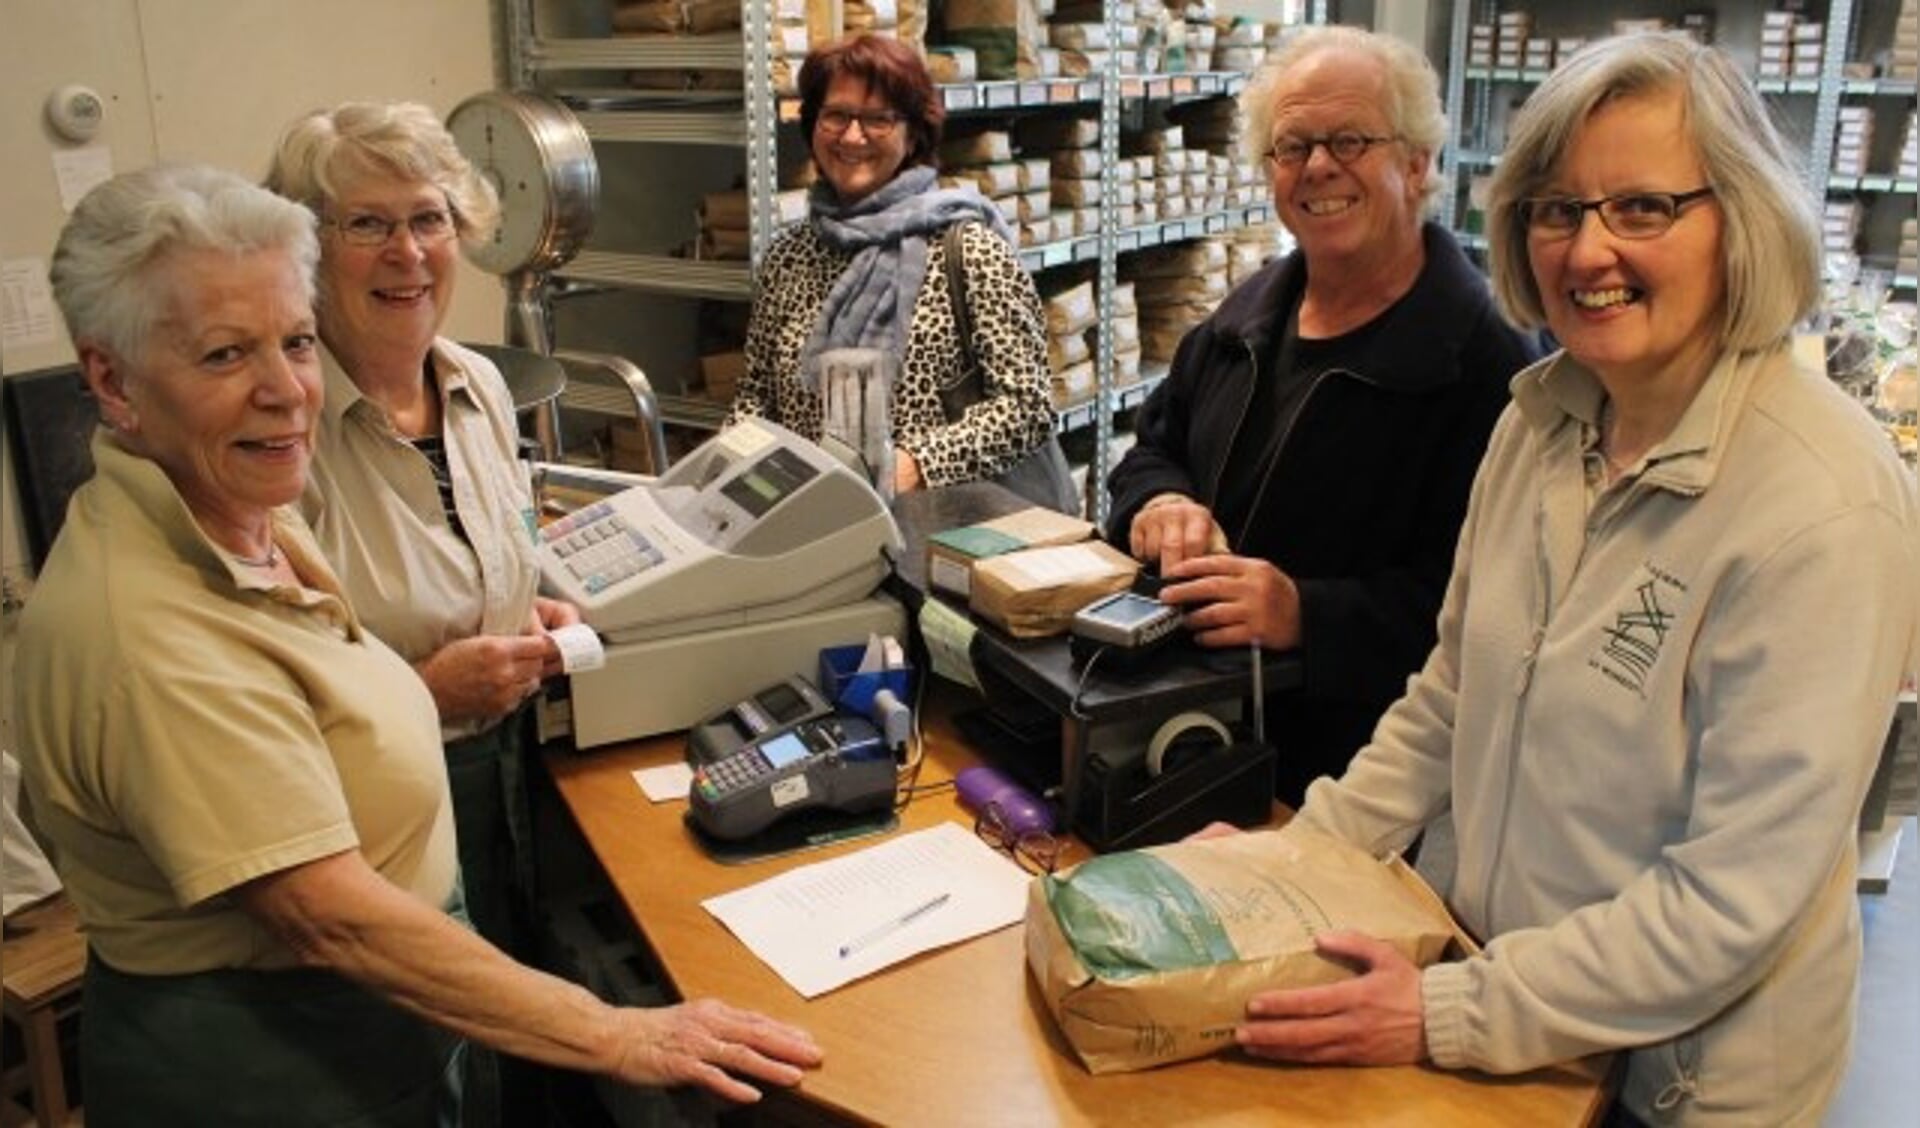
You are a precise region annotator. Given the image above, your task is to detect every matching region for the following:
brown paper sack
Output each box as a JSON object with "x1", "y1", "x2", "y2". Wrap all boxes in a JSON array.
[
  {"x1": 969, "y1": 540, "x2": 1136, "y2": 637},
  {"x1": 1025, "y1": 823, "x2": 1469, "y2": 1074}
]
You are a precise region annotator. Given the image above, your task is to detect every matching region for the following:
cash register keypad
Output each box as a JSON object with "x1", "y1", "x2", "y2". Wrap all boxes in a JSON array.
[{"x1": 543, "y1": 503, "x2": 665, "y2": 594}]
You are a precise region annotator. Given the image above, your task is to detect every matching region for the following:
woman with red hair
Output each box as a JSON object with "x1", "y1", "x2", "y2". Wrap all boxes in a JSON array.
[{"x1": 729, "y1": 35, "x2": 1063, "y2": 505}]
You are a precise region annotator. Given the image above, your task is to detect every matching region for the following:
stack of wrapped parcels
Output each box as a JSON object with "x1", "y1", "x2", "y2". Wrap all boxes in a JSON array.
[{"x1": 1025, "y1": 822, "x2": 1473, "y2": 1074}]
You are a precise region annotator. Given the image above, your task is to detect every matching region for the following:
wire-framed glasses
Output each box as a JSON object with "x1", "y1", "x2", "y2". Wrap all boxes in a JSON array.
[
  {"x1": 1519, "y1": 188, "x2": 1715, "y2": 240},
  {"x1": 974, "y1": 801, "x2": 1060, "y2": 875},
  {"x1": 328, "y1": 209, "x2": 457, "y2": 247},
  {"x1": 817, "y1": 108, "x2": 905, "y2": 137},
  {"x1": 1265, "y1": 131, "x2": 1398, "y2": 167}
]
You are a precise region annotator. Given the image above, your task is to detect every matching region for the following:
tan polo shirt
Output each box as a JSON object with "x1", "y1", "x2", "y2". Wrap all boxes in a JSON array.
[
  {"x1": 302, "y1": 339, "x2": 541, "y2": 740},
  {"x1": 15, "y1": 435, "x2": 455, "y2": 975}
]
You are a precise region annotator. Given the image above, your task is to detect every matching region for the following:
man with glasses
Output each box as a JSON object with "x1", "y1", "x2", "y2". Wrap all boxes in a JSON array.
[{"x1": 1107, "y1": 25, "x2": 1542, "y2": 807}]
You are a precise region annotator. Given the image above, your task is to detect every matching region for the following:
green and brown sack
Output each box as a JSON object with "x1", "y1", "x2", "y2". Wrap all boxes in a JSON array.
[{"x1": 1025, "y1": 823, "x2": 1470, "y2": 1074}]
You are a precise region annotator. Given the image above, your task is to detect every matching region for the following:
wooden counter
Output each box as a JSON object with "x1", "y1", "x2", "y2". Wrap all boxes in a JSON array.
[{"x1": 545, "y1": 690, "x2": 1611, "y2": 1127}]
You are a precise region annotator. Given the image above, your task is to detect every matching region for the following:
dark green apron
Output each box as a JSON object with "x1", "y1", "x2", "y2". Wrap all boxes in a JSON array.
[{"x1": 81, "y1": 952, "x2": 464, "y2": 1128}]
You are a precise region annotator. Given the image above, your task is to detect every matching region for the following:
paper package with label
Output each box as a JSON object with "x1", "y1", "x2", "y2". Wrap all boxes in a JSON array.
[
  {"x1": 969, "y1": 540, "x2": 1137, "y2": 638},
  {"x1": 927, "y1": 507, "x2": 1095, "y2": 599},
  {"x1": 1025, "y1": 823, "x2": 1469, "y2": 1073}
]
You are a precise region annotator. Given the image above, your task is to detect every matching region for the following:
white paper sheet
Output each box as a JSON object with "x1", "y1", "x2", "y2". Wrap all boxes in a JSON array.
[
  {"x1": 548, "y1": 622, "x2": 606, "y2": 673},
  {"x1": 0, "y1": 258, "x2": 58, "y2": 351},
  {"x1": 702, "y1": 822, "x2": 1031, "y2": 998},
  {"x1": 632, "y1": 762, "x2": 693, "y2": 802}
]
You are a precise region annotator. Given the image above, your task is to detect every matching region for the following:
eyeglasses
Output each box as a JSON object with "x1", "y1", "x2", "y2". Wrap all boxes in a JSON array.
[
  {"x1": 1519, "y1": 188, "x2": 1716, "y2": 240},
  {"x1": 327, "y1": 209, "x2": 457, "y2": 248},
  {"x1": 1265, "y1": 131, "x2": 1399, "y2": 167},
  {"x1": 974, "y1": 801, "x2": 1060, "y2": 875},
  {"x1": 817, "y1": 107, "x2": 905, "y2": 138}
]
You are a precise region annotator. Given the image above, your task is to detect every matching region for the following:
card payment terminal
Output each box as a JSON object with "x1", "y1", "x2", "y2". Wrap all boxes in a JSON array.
[{"x1": 689, "y1": 716, "x2": 895, "y2": 840}]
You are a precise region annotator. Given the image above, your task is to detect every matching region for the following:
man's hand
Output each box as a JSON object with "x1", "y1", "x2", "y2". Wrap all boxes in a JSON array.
[
  {"x1": 1128, "y1": 493, "x2": 1228, "y2": 573},
  {"x1": 610, "y1": 998, "x2": 823, "y2": 1103},
  {"x1": 1160, "y1": 554, "x2": 1302, "y2": 650},
  {"x1": 415, "y1": 634, "x2": 551, "y2": 725},
  {"x1": 1236, "y1": 931, "x2": 1427, "y2": 1066}
]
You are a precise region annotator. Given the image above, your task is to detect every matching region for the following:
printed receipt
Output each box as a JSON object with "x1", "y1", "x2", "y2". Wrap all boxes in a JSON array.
[{"x1": 548, "y1": 622, "x2": 606, "y2": 673}]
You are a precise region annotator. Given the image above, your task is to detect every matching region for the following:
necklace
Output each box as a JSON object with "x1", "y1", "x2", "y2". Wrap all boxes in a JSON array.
[{"x1": 230, "y1": 542, "x2": 280, "y2": 570}]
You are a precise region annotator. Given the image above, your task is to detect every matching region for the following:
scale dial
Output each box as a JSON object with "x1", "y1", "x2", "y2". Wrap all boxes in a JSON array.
[{"x1": 446, "y1": 91, "x2": 597, "y2": 277}]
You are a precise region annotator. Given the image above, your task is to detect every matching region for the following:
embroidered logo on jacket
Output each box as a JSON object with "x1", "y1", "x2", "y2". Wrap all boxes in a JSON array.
[{"x1": 1590, "y1": 563, "x2": 1686, "y2": 697}]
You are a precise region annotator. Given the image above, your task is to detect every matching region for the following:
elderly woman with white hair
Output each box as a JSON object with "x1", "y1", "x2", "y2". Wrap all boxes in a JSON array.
[
  {"x1": 1106, "y1": 24, "x2": 1541, "y2": 806},
  {"x1": 18, "y1": 164, "x2": 818, "y2": 1128},
  {"x1": 1219, "y1": 33, "x2": 1920, "y2": 1128},
  {"x1": 264, "y1": 102, "x2": 569, "y2": 971}
]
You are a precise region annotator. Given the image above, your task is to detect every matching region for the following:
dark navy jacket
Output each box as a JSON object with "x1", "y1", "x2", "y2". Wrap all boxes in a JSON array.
[{"x1": 1107, "y1": 222, "x2": 1542, "y2": 805}]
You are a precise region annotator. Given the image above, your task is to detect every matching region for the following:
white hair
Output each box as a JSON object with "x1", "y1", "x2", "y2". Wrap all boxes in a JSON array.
[{"x1": 49, "y1": 164, "x2": 319, "y2": 362}]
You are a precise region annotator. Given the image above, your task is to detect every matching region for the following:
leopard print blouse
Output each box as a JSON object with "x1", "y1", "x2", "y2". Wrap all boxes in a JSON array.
[{"x1": 728, "y1": 219, "x2": 1055, "y2": 488}]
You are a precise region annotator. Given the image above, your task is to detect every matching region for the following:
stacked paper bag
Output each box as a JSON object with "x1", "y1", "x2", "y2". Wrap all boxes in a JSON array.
[
  {"x1": 1123, "y1": 239, "x2": 1229, "y2": 362},
  {"x1": 1043, "y1": 280, "x2": 1099, "y2": 408}
]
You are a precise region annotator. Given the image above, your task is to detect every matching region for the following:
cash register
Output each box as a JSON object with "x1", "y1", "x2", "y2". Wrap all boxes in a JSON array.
[{"x1": 543, "y1": 418, "x2": 905, "y2": 746}]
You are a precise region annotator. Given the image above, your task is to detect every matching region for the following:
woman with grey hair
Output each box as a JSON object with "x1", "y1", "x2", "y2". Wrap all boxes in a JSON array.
[
  {"x1": 1212, "y1": 33, "x2": 1919, "y2": 1128},
  {"x1": 18, "y1": 164, "x2": 818, "y2": 1128}
]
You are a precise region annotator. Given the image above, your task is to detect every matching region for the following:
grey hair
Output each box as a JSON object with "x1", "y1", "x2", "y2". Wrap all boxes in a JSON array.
[
  {"x1": 264, "y1": 101, "x2": 500, "y2": 243},
  {"x1": 49, "y1": 164, "x2": 319, "y2": 362},
  {"x1": 1485, "y1": 32, "x2": 1821, "y2": 351},
  {"x1": 1239, "y1": 24, "x2": 1449, "y2": 212}
]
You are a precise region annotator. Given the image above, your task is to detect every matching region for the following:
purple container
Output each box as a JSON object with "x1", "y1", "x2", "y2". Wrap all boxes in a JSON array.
[{"x1": 955, "y1": 766, "x2": 1055, "y2": 837}]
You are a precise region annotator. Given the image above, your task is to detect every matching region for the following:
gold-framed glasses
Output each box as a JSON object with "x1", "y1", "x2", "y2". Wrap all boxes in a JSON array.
[
  {"x1": 974, "y1": 801, "x2": 1061, "y2": 875},
  {"x1": 1265, "y1": 131, "x2": 1398, "y2": 167},
  {"x1": 1519, "y1": 188, "x2": 1715, "y2": 240},
  {"x1": 327, "y1": 209, "x2": 457, "y2": 247},
  {"x1": 817, "y1": 107, "x2": 905, "y2": 137}
]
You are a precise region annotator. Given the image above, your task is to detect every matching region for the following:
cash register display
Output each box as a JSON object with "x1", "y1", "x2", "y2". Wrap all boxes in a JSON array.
[
  {"x1": 759, "y1": 682, "x2": 810, "y2": 724},
  {"x1": 535, "y1": 419, "x2": 903, "y2": 644},
  {"x1": 720, "y1": 447, "x2": 818, "y2": 519}
]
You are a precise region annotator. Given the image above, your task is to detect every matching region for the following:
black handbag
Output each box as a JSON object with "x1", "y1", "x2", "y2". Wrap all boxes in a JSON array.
[{"x1": 936, "y1": 223, "x2": 1081, "y2": 515}]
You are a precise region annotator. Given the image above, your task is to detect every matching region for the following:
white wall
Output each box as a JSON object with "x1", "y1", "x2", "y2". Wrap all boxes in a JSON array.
[{"x1": 0, "y1": 0, "x2": 503, "y2": 751}]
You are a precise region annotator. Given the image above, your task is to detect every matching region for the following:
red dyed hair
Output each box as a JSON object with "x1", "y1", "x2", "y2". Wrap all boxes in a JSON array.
[{"x1": 797, "y1": 34, "x2": 944, "y2": 170}]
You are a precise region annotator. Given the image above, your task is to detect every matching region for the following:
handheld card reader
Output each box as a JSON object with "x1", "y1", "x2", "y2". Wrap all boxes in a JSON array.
[
  {"x1": 1069, "y1": 591, "x2": 1183, "y2": 669},
  {"x1": 689, "y1": 715, "x2": 896, "y2": 841},
  {"x1": 687, "y1": 675, "x2": 834, "y2": 765}
]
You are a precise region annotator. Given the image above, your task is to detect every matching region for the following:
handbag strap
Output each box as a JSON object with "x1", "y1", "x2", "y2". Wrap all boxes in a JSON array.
[{"x1": 938, "y1": 221, "x2": 987, "y2": 423}]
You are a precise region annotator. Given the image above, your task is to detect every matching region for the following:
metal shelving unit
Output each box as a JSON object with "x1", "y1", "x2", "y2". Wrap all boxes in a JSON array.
[
  {"x1": 497, "y1": 3, "x2": 1303, "y2": 499},
  {"x1": 1440, "y1": 1, "x2": 1914, "y2": 293}
]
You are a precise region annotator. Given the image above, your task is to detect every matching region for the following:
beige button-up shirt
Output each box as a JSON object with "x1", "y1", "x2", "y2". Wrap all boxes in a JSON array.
[{"x1": 303, "y1": 339, "x2": 541, "y2": 741}]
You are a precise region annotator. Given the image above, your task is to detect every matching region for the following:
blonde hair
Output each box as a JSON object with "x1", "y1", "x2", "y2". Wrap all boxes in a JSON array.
[
  {"x1": 265, "y1": 101, "x2": 500, "y2": 243},
  {"x1": 51, "y1": 164, "x2": 318, "y2": 362},
  {"x1": 1485, "y1": 33, "x2": 1821, "y2": 351},
  {"x1": 1239, "y1": 25, "x2": 1449, "y2": 212}
]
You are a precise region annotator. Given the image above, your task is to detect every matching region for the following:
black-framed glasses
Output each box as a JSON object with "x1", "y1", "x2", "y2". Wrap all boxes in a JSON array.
[
  {"x1": 327, "y1": 209, "x2": 457, "y2": 248},
  {"x1": 974, "y1": 801, "x2": 1060, "y2": 875},
  {"x1": 817, "y1": 107, "x2": 905, "y2": 138},
  {"x1": 1519, "y1": 188, "x2": 1716, "y2": 240},
  {"x1": 1265, "y1": 131, "x2": 1399, "y2": 167}
]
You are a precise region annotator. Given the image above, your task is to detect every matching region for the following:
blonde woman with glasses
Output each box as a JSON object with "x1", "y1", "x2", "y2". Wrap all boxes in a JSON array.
[
  {"x1": 1213, "y1": 33, "x2": 1919, "y2": 1128},
  {"x1": 266, "y1": 102, "x2": 582, "y2": 1126}
]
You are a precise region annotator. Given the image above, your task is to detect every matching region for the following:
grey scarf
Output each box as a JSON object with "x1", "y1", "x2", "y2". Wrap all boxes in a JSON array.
[{"x1": 799, "y1": 165, "x2": 1011, "y2": 387}]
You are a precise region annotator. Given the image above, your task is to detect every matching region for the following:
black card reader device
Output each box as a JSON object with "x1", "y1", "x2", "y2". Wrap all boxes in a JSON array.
[
  {"x1": 689, "y1": 715, "x2": 896, "y2": 840},
  {"x1": 1069, "y1": 591, "x2": 1183, "y2": 670},
  {"x1": 688, "y1": 675, "x2": 835, "y2": 765}
]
